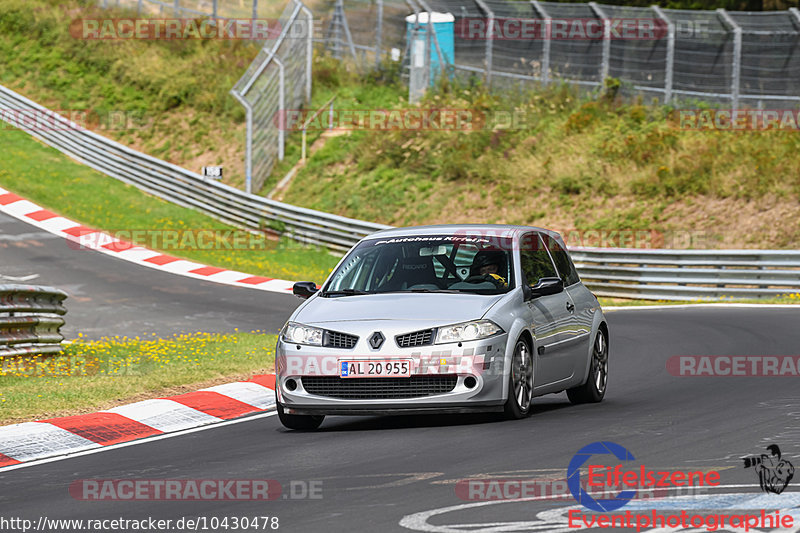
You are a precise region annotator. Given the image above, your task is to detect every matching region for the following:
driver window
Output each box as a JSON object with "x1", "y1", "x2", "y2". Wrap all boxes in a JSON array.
[
  {"x1": 542, "y1": 235, "x2": 581, "y2": 286},
  {"x1": 520, "y1": 233, "x2": 557, "y2": 285}
]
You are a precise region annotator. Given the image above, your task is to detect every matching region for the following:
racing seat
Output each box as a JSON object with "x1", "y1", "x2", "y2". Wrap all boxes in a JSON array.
[{"x1": 386, "y1": 256, "x2": 442, "y2": 290}]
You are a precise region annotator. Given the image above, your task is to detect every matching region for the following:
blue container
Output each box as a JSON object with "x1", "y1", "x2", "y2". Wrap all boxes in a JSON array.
[{"x1": 405, "y1": 12, "x2": 455, "y2": 85}]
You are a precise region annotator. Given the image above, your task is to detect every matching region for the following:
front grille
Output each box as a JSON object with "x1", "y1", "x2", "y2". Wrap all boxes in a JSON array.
[
  {"x1": 324, "y1": 330, "x2": 358, "y2": 349},
  {"x1": 395, "y1": 329, "x2": 434, "y2": 348},
  {"x1": 301, "y1": 376, "x2": 457, "y2": 399}
]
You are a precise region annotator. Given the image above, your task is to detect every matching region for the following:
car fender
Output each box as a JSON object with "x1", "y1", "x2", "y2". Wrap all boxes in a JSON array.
[
  {"x1": 492, "y1": 319, "x2": 533, "y2": 401},
  {"x1": 486, "y1": 288, "x2": 534, "y2": 401},
  {"x1": 575, "y1": 308, "x2": 608, "y2": 387}
]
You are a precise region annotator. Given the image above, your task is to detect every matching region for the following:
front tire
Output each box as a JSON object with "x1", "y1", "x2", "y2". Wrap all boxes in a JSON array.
[
  {"x1": 504, "y1": 338, "x2": 534, "y2": 419},
  {"x1": 567, "y1": 328, "x2": 608, "y2": 404},
  {"x1": 275, "y1": 388, "x2": 324, "y2": 430}
]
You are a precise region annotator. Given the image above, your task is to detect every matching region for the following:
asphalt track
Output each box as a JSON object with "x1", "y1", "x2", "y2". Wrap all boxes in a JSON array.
[
  {"x1": 0, "y1": 211, "x2": 300, "y2": 338},
  {"x1": 3, "y1": 212, "x2": 800, "y2": 532}
]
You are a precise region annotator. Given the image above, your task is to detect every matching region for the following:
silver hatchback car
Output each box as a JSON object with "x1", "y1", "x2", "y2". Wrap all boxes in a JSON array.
[{"x1": 275, "y1": 225, "x2": 608, "y2": 430}]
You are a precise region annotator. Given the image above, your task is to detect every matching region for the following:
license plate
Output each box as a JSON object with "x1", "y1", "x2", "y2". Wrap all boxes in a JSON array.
[{"x1": 339, "y1": 360, "x2": 412, "y2": 378}]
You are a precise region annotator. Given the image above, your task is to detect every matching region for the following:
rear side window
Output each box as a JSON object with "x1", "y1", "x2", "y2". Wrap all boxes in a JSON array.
[
  {"x1": 542, "y1": 235, "x2": 580, "y2": 286},
  {"x1": 519, "y1": 233, "x2": 557, "y2": 285}
]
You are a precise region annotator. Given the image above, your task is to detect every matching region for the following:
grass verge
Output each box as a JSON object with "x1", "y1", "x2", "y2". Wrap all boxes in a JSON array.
[
  {"x1": 0, "y1": 0, "x2": 261, "y2": 187},
  {"x1": 282, "y1": 62, "x2": 800, "y2": 249},
  {"x1": 0, "y1": 126, "x2": 340, "y2": 283},
  {"x1": 0, "y1": 332, "x2": 277, "y2": 425}
]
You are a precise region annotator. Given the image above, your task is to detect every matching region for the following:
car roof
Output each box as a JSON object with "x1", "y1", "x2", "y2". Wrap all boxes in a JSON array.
[{"x1": 362, "y1": 224, "x2": 563, "y2": 242}]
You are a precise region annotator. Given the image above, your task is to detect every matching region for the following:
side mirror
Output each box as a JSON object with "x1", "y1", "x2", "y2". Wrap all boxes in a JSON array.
[
  {"x1": 522, "y1": 284, "x2": 533, "y2": 301},
  {"x1": 530, "y1": 277, "x2": 563, "y2": 298},
  {"x1": 292, "y1": 281, "x2": 318, "y2": 299}
]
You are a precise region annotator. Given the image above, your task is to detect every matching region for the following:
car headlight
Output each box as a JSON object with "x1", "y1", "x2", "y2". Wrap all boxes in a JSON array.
[
  {"x1": 435, "y1": 320, "x2": 504, "y2": 344},
  {"x1": 282, "y1": 322, "x2": 323, "y2": 346}
]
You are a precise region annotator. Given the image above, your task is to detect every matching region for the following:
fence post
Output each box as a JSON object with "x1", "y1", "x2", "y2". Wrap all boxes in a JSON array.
[
  {"x1": 418, "y1": 0, "x2": 448, "y2": 82},
  {"x1": 474, "y1": 0, "x2": 493, "y2": 87},
  {"x1": 300, "y1": 2, "x2": 314, "y2": 102},
  {"x1": 245, "y1": 106, "x2": 253, "y2": 193},
  {"x1": 327, "y1": 0, "x2": 343, "y2": 58},
  {"x1": 376, "y1": 0, "x2": 383, "y2": 68},
  {"x1": 212, "y1": 0, "x2": 217, "y2": 19},
  {"x1": 174, "y1": 0, "x2": 179, "y2": 16},
  {"x1": 652, "y1": 5, "x2": 674, "y2": 105},
  {"x1": 406, "y1": 0, "x2": 425, "y2": 102},
  {"x1": 425, "y1": 9, "x2": 432, "y2": 88},
  {"x1": 137, "y1": 0, "x2": 142, "y2": 15},
  {"x1": 232, "y1": 93, "x2": 253, "y2": 194},
  {"x1": 791, "y1": 7, "x2": 800, "y2": 27},
  {"x1": 337, "y1": 0, "x2": 359, "y2": 62},
  {"x1": 252, "y1": 0, "x2": 258, "y2": 19},
  {"x1": 276, "y1": 57, "x2": 285, "y2": 162},
  {"x1": 531, "y1": 0, "x2": 550, "y2": 85},
  {"x1": 589, "y1": 2, "x2": 610, "y2": 83},
  {"x1": 717, "y1": 9, "x2": 741, "y2": 111}
]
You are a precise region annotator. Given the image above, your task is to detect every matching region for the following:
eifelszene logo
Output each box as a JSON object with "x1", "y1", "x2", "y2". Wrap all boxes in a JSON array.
[
  {"x1": 743, "y1": 444, "x2": 795, "y2": 494},
  {"x1": 568, "y1": 441, "x2": 637, "y2": 512},
  {"x1": 567, "y1": 441, "x2": 721, "y2": 512}
]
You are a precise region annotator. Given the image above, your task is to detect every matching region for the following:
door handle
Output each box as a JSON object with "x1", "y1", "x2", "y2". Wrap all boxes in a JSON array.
[{"x1": 565, "y1": 301, "x2": 575, "y2": 313}]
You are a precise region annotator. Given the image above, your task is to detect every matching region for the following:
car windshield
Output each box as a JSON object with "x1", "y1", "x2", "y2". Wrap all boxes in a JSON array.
[{"x1": 323, "y1": 234, "x2": 515, "y2": 296}]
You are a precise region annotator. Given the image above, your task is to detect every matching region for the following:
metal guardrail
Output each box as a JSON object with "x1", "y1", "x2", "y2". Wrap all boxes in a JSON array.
[
  {"x1": 0, "y1": 285, "x2": 68, "y2": 357},
  {"x1": 0, "y1": 85, "x2": 391, "y2": 252},
  {"x1": 571, "y1": 249, "x2": 800, "y2": 301},
  {"x1": 3, "y1": 86, "x2": 799, "y2": 301}
]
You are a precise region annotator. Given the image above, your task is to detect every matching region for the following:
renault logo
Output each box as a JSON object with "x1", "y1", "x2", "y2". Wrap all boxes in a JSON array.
[{"x1": 369, "y1": 331, "x2": 385, "y2": 349}]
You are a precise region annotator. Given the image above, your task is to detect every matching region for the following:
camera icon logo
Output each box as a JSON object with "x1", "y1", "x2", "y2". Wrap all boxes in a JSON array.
[{"x1": 743, "y1": 444, "x2": 795, "y2": 495}]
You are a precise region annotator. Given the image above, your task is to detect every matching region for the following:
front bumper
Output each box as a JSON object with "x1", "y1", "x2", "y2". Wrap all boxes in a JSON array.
[
  {"x1": 285, "y1": 404, "x2": 505, "y2": 416},
  {"x1": 275, "y1": 334, "x2": 509, "y2": 415}
]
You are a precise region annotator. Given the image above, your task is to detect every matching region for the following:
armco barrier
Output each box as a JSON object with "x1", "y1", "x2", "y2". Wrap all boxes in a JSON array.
[
  {"x1": 571, "y1": 248, "x2": 800, "y2": 300},
  {"x1": 2, "y1": 85, "x2": 799, "y2": 301},
  {"x1": 0, "y1": 285, "x2": 68, "y2": 357},
  {"x1": 0, "y1": 85, "x2": 390, "y2": 252}
]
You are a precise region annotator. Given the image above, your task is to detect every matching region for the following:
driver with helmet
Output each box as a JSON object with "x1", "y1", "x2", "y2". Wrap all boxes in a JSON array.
[{"x1": 469, "y1": 250, "x2": 508, "y2": 288}]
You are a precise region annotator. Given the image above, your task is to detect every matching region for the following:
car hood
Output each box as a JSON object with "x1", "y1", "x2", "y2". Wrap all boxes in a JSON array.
[{"x1": 294, "y1": 292, "x2": 506, "y2": 324}]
